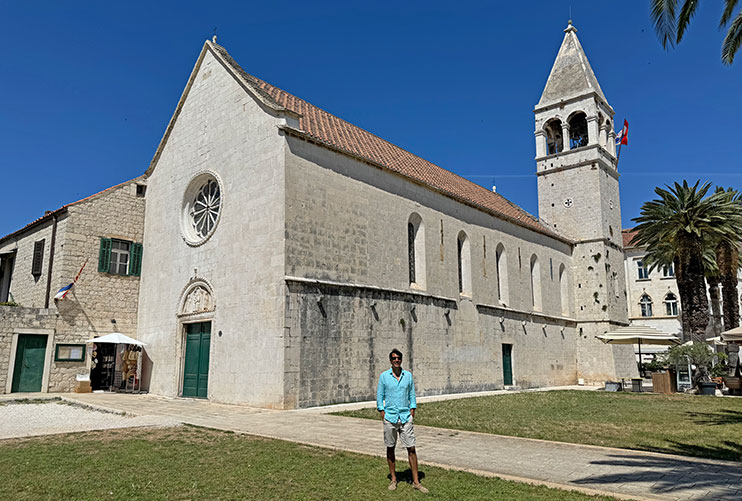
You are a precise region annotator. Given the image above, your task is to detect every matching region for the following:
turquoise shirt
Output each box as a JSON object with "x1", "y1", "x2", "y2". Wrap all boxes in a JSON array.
[{"x1": 376, "y1": 368, "x2": 417, "y2": 424}]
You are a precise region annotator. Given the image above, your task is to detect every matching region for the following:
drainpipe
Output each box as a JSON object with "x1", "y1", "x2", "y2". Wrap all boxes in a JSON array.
[{"x1": 44, "y1": 214, "x2": 58, "y2": 308}]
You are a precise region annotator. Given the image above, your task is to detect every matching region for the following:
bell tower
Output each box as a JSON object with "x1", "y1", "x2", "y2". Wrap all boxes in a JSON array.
[{"x1": 535, "y1": 22, "x2": 635, "y2": 382}]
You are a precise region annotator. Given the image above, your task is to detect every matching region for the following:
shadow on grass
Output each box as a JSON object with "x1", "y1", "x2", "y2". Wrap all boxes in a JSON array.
[
  {"x1": 387, "y1": 469, "x2": 426, "y2": 484},
  {"x1": 572, "y1": 452, "x2": 742, "y2": 498},
  {"x1": 685, "y1": 409, "x2": 742, "y2": 426}
]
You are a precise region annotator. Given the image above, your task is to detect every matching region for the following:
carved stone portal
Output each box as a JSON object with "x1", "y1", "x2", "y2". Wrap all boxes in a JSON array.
[{"x1": 182, "y1": 285, "x2": 213, "y2": 315}]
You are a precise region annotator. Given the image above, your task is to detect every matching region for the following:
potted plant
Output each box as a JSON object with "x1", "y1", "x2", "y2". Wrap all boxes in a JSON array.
[{"x1": 663, "y1": 342, "x2": 719, "y2": 395}]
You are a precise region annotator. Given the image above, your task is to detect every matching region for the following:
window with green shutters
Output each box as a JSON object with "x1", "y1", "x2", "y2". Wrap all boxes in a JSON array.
[{"x1": 98, "y1": 238, "x2": 142, "y2": 276}]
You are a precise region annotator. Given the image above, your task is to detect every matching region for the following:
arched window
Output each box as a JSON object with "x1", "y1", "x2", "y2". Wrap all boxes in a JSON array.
[
  {"x1": 544, "y1": 118, "x2": 563, "y2": 155},
  {"x1": 568, "y1": 112, "x2": 588, "y2": 149},
  {"x1": 664, "y1": 293, "x2": 678, "y2": 316},
  {"x1": 457, "y1": 231, "x2": 471, "y2": 295},
  {"x1": 559, "y1": 263, "x2": 568, "y2": 316},
  {"x1": 407, "y1": 213, "x2": 426, "y2": 288},
  {"x1": 640, "y1": 294, "x2": 653, "y2": 317},
  {"x1": 530, "y1": 254, "x2": 542, "y2": 311},
  {"x1": 495, "y1": 243, "x2": 508, "y2": 305}
]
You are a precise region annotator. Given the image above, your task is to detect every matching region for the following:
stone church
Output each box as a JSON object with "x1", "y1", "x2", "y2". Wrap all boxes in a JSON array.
[{"x1": 1, "y1": 23, "x2": 636, "y2": 406}]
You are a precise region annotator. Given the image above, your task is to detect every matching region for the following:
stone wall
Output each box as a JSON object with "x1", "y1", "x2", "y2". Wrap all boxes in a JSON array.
[
  {"x1": 284, "y1": 280, "x2": 578, "y2": 408},
  {"x1": 284, "y1": 137, "x2": 575, "y2": 318},
  {"x1": 282, "y1": 132, "x2": 582, "y2": 407}
]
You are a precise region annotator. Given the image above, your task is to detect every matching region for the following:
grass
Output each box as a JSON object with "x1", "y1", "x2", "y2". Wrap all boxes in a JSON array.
[
  {"x1": 0, "y1": 425, "x2": 616, "y2": 501},
  {"x1": 335, "y1": 391, "x2": 742, "y2": 462}
]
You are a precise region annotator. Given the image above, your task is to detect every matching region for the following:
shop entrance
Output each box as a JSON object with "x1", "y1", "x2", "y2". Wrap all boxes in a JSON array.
[
  {"x1": 11, "y1": 334, "x2": 47, "y2": 392},
  {"x1": 182, "y1": 322, "x2": 211, "y2": 398},
  {"x1": 90, "y1": 343, "x2": 116, "y2": 390}
]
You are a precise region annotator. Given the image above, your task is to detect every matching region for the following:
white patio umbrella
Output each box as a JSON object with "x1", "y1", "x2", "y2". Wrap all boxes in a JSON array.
[
  {"x1": 597, "y1": 325, "x2": 681, "y2": 375},
  {"x1": 706, "y1": 336, "x2": 727, "y2": 346},
  {"x1": 86, "y1": 332, "x2": 146, "y2": 346},
  {"x1": 720, "y1": 326, "x2": 742, "y2": 343}
]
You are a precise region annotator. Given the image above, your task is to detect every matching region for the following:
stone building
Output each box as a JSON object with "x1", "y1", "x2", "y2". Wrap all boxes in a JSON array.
[
  {"x1": 2, "y1": 23, "x2": 637, "y2": 404},
  {"x1": 136, "y1": 22, "x2": 634, "y2": 409},
  {"x1": 622, "y1": 228, "x2": 742, "y2": 350},
  {"x1": 0, "y1": 178, "x2": 145, "y2": 393}
]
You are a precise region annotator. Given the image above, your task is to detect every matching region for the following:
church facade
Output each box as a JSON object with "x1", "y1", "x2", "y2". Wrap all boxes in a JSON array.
[{"x1": 1, "y1": 23, "x2": 637, "y2": 406}]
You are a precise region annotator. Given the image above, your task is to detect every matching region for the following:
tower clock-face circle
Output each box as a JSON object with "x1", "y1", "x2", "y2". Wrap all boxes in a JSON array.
[{"x1": 563, "y1": 198, "x2": 574, "y2": 208}]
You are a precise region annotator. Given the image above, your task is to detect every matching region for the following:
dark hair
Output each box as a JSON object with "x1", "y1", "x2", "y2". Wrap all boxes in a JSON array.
[{"x1": 389, "y1": 349, "x2": 403, "y2": 360}]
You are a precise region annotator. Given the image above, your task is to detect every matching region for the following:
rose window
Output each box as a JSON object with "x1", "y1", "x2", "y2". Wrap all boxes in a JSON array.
[
  {"x1": 191, "y1": 180, "x2": 221, "y2": 238},
  {"x1": 181, "y1": 172, "x2": 223, "y2": 246}
]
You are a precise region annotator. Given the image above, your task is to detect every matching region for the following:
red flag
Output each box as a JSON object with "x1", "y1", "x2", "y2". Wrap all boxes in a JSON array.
[{"x1": 616, "y1": 119, "x2": 628, "y2": 146}]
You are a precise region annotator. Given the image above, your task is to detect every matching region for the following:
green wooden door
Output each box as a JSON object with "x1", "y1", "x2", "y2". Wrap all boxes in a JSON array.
[
  {"x1": 502, "y1": 344, "x2": 513, "y2": 386},
  {"x1": 182, "y1": 322, "x2": 211, "y2": 398},
  {"x1": 11, "y1": 334, "x2": 48, "y2": 392}
]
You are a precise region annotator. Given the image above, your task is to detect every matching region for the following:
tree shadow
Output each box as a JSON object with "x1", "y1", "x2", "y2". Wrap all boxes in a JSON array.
[
  {"x1": 572, "y1": 452, "x2": 742, "y2": 498},
  {"x1": 388, "y1": 469, "x2": 426, "y2": 484},
  {"x1": 685, "y1": 409, "x2": 742, "y2": 426},
  {"x1": 641, "y1": 439, "x2": 742, "y2": 463}
]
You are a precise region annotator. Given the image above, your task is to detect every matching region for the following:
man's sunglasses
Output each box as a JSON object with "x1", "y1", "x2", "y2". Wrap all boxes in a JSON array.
[{"x1": 391, "y1": 356, "x2": 402, "y2": 361}]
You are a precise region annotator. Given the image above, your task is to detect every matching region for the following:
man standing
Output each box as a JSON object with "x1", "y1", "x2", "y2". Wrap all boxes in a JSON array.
[{"x1": 376, "y1": 349, "x2": 428, "y2": 493}]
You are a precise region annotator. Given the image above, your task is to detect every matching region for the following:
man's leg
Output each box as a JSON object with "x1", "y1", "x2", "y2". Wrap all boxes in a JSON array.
[
  {"x1": 407, "y1": 447, "x2": 419, "y2": 484},
  {"x1": 386, "y1": 446, "x2": 397, "y2": 482}
]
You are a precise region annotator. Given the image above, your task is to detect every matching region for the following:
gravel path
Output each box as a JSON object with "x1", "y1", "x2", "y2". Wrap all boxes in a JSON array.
[{"x1": 0, "y1": 401, "x2": 180, "y2": 439}]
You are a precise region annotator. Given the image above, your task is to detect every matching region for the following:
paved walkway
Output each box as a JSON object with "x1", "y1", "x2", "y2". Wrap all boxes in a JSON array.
[{"x1": 38, "y1": 391, "x2": 740, "y2": 501}]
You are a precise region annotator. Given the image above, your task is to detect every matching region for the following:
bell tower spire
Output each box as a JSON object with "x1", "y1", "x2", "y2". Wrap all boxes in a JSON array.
[{"x1": 534, "y1": 23, "x2": 635, "y2": 384}]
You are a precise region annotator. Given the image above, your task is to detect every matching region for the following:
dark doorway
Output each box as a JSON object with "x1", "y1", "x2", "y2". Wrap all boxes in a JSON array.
[
  {"x1": 90, "y1": 343, "x2": 116, "y2": 391},
  {"x1": 502, "y1": 344, "x2": 513, "y2": 386}
]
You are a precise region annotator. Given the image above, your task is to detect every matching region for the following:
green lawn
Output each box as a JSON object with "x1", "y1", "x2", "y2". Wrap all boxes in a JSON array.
[
  {"x1": 0, "y1": 425, "x2": 614, "y2": 501},
  {"x1": 335, "y1": 391, "x2": 742, "y2": 462}
]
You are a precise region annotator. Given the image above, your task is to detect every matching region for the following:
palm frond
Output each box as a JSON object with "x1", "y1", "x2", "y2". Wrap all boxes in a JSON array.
[
  {"x1": 722, "y1": 10, "x2": 742, "y2": 64},
  {"x1": 720, "y1": 0, "x2": 741, "y2": 26},
  {"x1": 651, "y1": 0, "x2": 679, "y2": 48},
  {"x1": 677, "y1": 0, "x2": 700, "y2": 43}
]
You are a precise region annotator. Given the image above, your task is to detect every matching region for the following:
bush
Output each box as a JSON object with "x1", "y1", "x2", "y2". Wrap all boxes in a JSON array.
[{"x1": 642, "y1": 360, "x2": 667, "y2": 372}]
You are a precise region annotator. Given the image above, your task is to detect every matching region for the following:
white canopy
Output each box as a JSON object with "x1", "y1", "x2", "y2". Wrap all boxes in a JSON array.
[
  {"x1": 86, "y1": 332, "x2": 146, "y2": 346},
  {"x1": 596, "y1": 325, "x2": 681, "y2": 346},
  {"x1": 706, "y1": 336, "x2": 727, "y2": 346},
  {"x1": 721, "y1": 326, "x2": 742, "y2": 342}
]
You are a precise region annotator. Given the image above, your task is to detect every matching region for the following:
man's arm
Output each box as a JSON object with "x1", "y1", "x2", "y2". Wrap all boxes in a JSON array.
[
  {"x1": 409, "y1": 374, "x2": 417, "y2": 418},
  {"x1": 376, "y1": 374, "x2": 385, "y2": 420}
]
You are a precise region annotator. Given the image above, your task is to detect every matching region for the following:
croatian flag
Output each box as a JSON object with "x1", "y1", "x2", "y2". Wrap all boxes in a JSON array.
[
  {"x1": 54, "y1": 283, "x2": 74, "y2": 300},
  {"x1": 616, "y1": 119, "x2": 629, "y2": 146}
]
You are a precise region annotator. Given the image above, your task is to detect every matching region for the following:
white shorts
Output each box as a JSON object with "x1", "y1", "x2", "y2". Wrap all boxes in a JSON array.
[{"x1": 383, "y1": 418, "x2": 416, "y2": 448}]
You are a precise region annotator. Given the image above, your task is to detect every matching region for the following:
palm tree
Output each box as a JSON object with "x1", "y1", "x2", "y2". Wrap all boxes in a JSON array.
[
  {"x1": 632, "y1": 181, "x2": 742, "y2": 342},
  {"x1": 715, "y1": 188, "x2": 742, "y2": 332},
  {"x1": 650, "y1": 0, "x2": 742, "y2": 64}
]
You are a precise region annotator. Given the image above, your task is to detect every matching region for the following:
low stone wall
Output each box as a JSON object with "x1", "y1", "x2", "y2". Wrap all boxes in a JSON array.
[{"x1": 283, "y1": 279, "x2": 580, "y2": 408}]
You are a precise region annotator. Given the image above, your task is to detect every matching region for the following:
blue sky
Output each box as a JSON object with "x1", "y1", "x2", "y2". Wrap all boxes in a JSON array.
[{"x1": 1, "y1": 1, "x2": 740, "y2": 238}]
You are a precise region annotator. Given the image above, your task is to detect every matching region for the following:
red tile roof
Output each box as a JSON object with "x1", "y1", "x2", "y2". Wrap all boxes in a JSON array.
[
  {"x1": 622, "y1": 228, "x2": 638, "y2": 248},
  {"x1": 210, "y1": 43, "x2": 568, "y2": 243}
]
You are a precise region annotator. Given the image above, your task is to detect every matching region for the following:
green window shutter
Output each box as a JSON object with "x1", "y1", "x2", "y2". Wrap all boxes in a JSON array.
[
  {"x1": 98, "y1": 238, "x2": 112, "y2": 273},
  {"x1": 129, "y1": 243, "x2": 143, "y2": 276}
]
